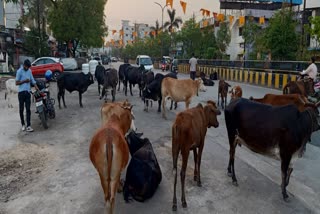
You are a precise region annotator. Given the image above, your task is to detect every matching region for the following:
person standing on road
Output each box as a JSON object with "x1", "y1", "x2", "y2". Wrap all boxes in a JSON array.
[
  {"x1": 189, "y1": 53, "x2": 197, "y2": 80},
  {"x1": 15, "y1": 59, "x2": 38, "y2": 132}
]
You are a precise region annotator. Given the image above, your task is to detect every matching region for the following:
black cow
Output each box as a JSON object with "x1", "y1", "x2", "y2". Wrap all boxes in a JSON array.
[
  {"x1": 142, "y1": 72, "x2": 177, "y2": 112},
  {"x1": 141, "y1": 71, "x2": 155, "y2": 111},
  {"x1": 124, "y1": 130, "x2": 162, "y2": 202},
  {"x1": 124, "y1": 65, "x2": 145, "y2": 97},
  {"x1": 94, "y1": 64, "x2": 105, "y2": 96},
  {"x1": 100, "y1": 68, "x2": 118, "y2": 102},
  {"x1": 57, "y1": 72, "x2": 94, "y2": 108},
  {"x1": 118, "y1": 63, "x2": 131, "y2": 91},
  {"x1": 200, "y1": 72, "x2": 214, "y2": 86},
  {"x1": 225, "y1": 98, "x2": 320, "y2": 201}
]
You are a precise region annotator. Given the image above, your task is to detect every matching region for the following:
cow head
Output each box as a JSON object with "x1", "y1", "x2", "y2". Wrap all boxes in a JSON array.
[
  {"x1": 121, "y1": 101, "x2": 137, "y2": 132},
  {"x1": 229, "y1": 86, "x2": 242, "y2": 101},
  {"x1": 125, "y1": 130, "x2": 145, "y2": 156},
  {"x1": 196, "y1": 78, "x2": 207, "y2": 93},
  {"x1": 204, "y1": 100, "x2": 221, "y2": 128}
]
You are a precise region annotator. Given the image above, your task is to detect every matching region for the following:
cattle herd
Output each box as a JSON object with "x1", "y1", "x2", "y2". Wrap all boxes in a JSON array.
[{"x1": 3, "y1": 62, "x2": 320, "y2": 214}]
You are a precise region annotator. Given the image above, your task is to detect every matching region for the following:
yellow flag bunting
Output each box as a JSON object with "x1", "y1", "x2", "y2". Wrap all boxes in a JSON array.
[
  {"x1": 259, "y1": 16, "x2": 265, "y2": 25},
  {"x1": 112, "y1": 30, "x2": 117, "y2": 35},
  {"x1": 200, "y1": 8, "x2": 210, "y2": 17},
  {"x1": 239, "y1": 16, "x2": 245, "y2": 26},
  {"x1": 166, "y1": 0, "x2": 173, "y2": 8},
  {"x1": 180, "y1": 1, "x2": 186, "y2": 14},
  {"x1": 132, "y1": 32, "x2": 137, "y2": 37},
  {"x1": 229, "y1": 16, "x2": 234, "y2": 24},
  {"x1": 218, "y1": 14, "x2": 224, "y2": 22}
]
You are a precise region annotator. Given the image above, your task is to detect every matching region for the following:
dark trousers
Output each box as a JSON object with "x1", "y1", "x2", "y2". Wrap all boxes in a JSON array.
[
  {"x1": 18, "y1": 91, "x2": 31, "y2": 127},
  {"x1": 190, "y1": 71, "x2": 196, "y2": 80}
]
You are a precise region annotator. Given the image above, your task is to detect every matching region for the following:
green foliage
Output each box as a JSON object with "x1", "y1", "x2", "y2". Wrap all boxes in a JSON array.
[
  {"x1": 262, "y1": 9, "x2": 299, "y2": 60},
  {"x1": 306, "y1": 16, "x2": 320, "y2": 50},
  {"x1": 163, "y1": 9, "x2": 183, "y2": 33},
  {"x1": 23, "y1": 27, "x2": 51, "y2": 58},
  {"x1": 216, "y1": 22, "x2": 231, "y2": 58},
  {"x1": 48, "y1": 0, "x2": 108, "y2": 50}
]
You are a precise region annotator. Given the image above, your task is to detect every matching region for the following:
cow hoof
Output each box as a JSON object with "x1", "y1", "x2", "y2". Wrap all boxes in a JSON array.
[
  {"x1": 227, "y1": 172, "x2": 232, "y2": 177},
  {"x1": 172, "y1": 204, "x2": 177, "y2": 211},
  {"x1": 232, "y1": 181, "x2": 238, "y2": 186},
  {"x1": 194, "y1": 176, "x2": 197, "y2": 181},
  {"x1": 182, "y1": 201, "x2": 187, "y2": 208},
  {"x1": 197, "y1": 181, "x2": 202, "y2": 187}
]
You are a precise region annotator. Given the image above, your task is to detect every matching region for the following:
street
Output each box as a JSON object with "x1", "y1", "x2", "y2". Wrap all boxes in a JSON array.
[{"x1": 0, "y1": 62, "x2": 319, "y2": 214}]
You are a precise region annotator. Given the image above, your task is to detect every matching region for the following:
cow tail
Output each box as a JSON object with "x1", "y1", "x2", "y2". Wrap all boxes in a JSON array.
[
  {"x1": 4, "y1": 90, "x2": 7, "y2": 100},
  {"x1": 105, "y1": 134, "x2": 113, "y2": 201}
]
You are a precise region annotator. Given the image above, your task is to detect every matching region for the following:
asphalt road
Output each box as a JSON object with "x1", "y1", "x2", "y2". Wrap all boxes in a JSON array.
[{"x1": 0, "y1": 62, "x2": 319, "y2": 214}]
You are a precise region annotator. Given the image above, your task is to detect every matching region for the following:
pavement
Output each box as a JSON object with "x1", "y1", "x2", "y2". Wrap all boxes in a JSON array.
[{"x1": 0, "y1": 62, "x2": 319, "y2": 214}]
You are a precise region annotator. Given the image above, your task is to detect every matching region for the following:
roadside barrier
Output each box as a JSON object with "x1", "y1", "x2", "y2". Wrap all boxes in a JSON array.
[{"x1": 177, "y1": 64, "x2": 298, "y2": 90}]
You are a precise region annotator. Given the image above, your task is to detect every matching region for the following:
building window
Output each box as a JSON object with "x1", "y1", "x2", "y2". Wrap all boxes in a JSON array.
[
  {"x1": 126, "y1": 27, "x2": 128, "y2": 30},
  {"x1": 125, "y1": 34, "x2": 128, "y2": 37},
  {"x1": 239, "y1": 27, "x2": 243, "y2": 36}
]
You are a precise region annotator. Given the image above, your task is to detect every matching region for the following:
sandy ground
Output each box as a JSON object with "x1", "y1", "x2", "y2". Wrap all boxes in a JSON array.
[{"x1": 0, "y1": 64, "x2": 319, "y2": 214}]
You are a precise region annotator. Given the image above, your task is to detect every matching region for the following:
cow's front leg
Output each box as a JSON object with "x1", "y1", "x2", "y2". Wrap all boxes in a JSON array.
[
  {"x1": 130, "y1": 84, "x2": 133, "y2": 96},
  {"x1": 79, "y1": 92, "x2": 83, "y2": 108},
  {"x1": 157, "y1": 98, "x2": 161, "y2": 113}
]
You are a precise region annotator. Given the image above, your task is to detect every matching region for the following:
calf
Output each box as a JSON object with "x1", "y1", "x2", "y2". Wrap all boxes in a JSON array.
[
  {"x1": 218, "y1": 79, "x2": 231, "y2": 109},
  {"x1": 57, "y1": 72, "x2": 94, "y2": 108},
  {"x1": 123, "y1": 130, "x2": 162, "y2": 202},
  {"x1": 161, "y1": 78, "x2": 204, "y2": 119},
  {"x1": 140, "y1": 71, "x2": 154, "y2": 111},
  {"x1": 4, "y1": 78, "x2": 19, "y2": 108},
  {"x1": 124, "y1": 65, "x2": 145, "y2": 97},
  {"x1": 142, "y1": 72, "x2": 177, "y2": 112},
  {"x1": 229, "y1": 85, "x2": 242, "y2": 101},
  {"x1": 118, "y1": 63, "x2": 130, "y2": 91},
  {"x1": 89, "y1": 109, "x2": 132, "y2": 214},
  {"x1": 100, "y1": 68, "x2": 118, "y2": 102},
  {"x1": 200, "y1": 71, "x2": 214, "y2": 86},
  {"x1": 172, "y1": 101, "x2": 221, "y2": 211},
  {"x1": 94, "y1": 64, "x2": 105, "y2": 97},
  {"x1": 225, "y1": 98, "x2": 320, "y2": 201}
]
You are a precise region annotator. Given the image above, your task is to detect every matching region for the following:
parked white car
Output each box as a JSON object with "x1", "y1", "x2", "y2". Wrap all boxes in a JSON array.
[
  {"x1": 136, "y1": 55, "x2": 154, "y2": 71},
  {"x1": 61, "y1": 58, "x2": 78, "y2": 70}
]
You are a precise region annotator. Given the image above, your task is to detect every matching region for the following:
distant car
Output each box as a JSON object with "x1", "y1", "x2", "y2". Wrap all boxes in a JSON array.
[
  {"x1": 111, "y1": 57, "x2": 118, "y2": 62},
  {"x1": 136, "y1": 55, "x2": 154, "y2": 71},
  {"x1": 61, "y1": 58, "x2": 78, "y2": 71},
  {"x1": 101, "y1": 55, "x2": 110, "y2": 65},
  {"x1": 31, "y1": 57, "x2": 64, "y2": 81}
]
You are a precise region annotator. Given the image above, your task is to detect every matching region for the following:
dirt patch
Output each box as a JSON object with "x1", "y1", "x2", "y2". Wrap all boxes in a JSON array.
[{"x1": 0, "y1": 143, "x2": 50, "y2": 203}]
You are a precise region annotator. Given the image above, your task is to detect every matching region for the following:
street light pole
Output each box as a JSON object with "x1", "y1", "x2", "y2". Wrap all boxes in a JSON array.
[{"x1": 154, "y1": 2, "x2": 167, "y2": 57}]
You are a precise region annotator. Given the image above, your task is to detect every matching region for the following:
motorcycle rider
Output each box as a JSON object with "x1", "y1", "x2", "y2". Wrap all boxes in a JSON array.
[
  {"x1": 300, "y1": 56, "x2": 318, "y2": 82},
  {"x1": 15, "y1": 59, "x2": 39, "y2": 132}
]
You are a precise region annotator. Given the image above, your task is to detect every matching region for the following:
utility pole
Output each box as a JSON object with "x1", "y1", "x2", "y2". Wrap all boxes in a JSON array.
[
  {"x1": 300, "y1": 0, "x2": 307, "y2": 59},
  {"x1": 154, "y1": 2, "x2": 167, "y2": 57},
  {"x1": 37, "y1": 0, "x2": 41, "y2": 56}
]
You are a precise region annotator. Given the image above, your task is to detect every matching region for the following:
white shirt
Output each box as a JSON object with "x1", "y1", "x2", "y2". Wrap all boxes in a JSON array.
[
  {"x1": 301, "y1": 63, "x2": 318, "y2": 81},
  {"x1": 189, "y1": 57, "x2": 197, "y2": 72}
]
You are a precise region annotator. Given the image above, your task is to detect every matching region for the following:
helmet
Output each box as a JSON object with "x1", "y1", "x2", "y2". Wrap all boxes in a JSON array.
[
  {"x1": 23, "y1": 59, "x2": 31, "y2": 68},
  {"x1": 45, "y1": 70, "x2": 53, "y2": 81}
]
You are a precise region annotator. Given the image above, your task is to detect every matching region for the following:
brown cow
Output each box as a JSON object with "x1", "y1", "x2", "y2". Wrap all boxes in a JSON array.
[
  {"x1": 172, "y1": 101, "x2": 221, "y2": 211},
  {"x1": 229, "y1": 85, "x2": 243, "y2": 101},
  {"x1": 90, "y1": 103, "x2": 134, "y2": 214},
  {"x1": 218, "y1": 79, "x2": 231, "y2": 109},
  {"x1": 283, "y1": 79, "x2": 314, "y2": 97},
  {"x1": 101, "y1": 100, "x2": 136, "y2": 131},
  {"x1": 249, "y1": 94, "x2": 319, "y2": 112},
  {"x1": 161, "y1": 78, "x2": 205, "y2": 119}
]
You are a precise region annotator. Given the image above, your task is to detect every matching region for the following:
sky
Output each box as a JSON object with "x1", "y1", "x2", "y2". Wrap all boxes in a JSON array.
[{"x1": 104, "y1": 0, "x2": 221, "y2": 40}]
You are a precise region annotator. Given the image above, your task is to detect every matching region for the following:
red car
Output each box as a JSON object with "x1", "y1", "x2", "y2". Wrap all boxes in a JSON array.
[{"x1": 31, "y1": 57, "x2": 64, "y2": 80}]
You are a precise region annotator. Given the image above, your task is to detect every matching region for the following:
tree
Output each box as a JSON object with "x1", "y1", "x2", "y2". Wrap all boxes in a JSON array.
[
  {"x1": 242, "y1": 19, "x2": 261, "y2": 59},
  {"x1": 163, "y1": 9, "x2": 183, "y2": 33},
  {"x1": 306, "y1": 16, "x2": 320, "y2": 54},
  {"x1": 262, "y1": 9, "x2": 299, "y2": 60},
  {"x1": 48, "y1": 0, "x2": 108, "y2": 57},
  {"x1": 23, "y1": 27, "x2": 51, "y2": 58},
  {"x1": 150, "y1": 20, "x2": 161, "y2": 38},
  {"x1": 216, "y1": 22, "x2": 231, "y2": 59}
]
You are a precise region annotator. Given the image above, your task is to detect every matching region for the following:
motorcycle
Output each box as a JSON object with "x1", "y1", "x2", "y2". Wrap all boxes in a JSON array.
[
  {"x1": 161, "y1": 63, "x2": 166, "y2": 72},
  {"x1": 32, "y1": 81, "x2": 56, "y2": 129}
]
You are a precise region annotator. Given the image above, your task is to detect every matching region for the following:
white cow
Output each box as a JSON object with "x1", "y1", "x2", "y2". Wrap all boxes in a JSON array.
[{"x1": 4, "y1": 78, "x2": 19, "y2": 108}]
